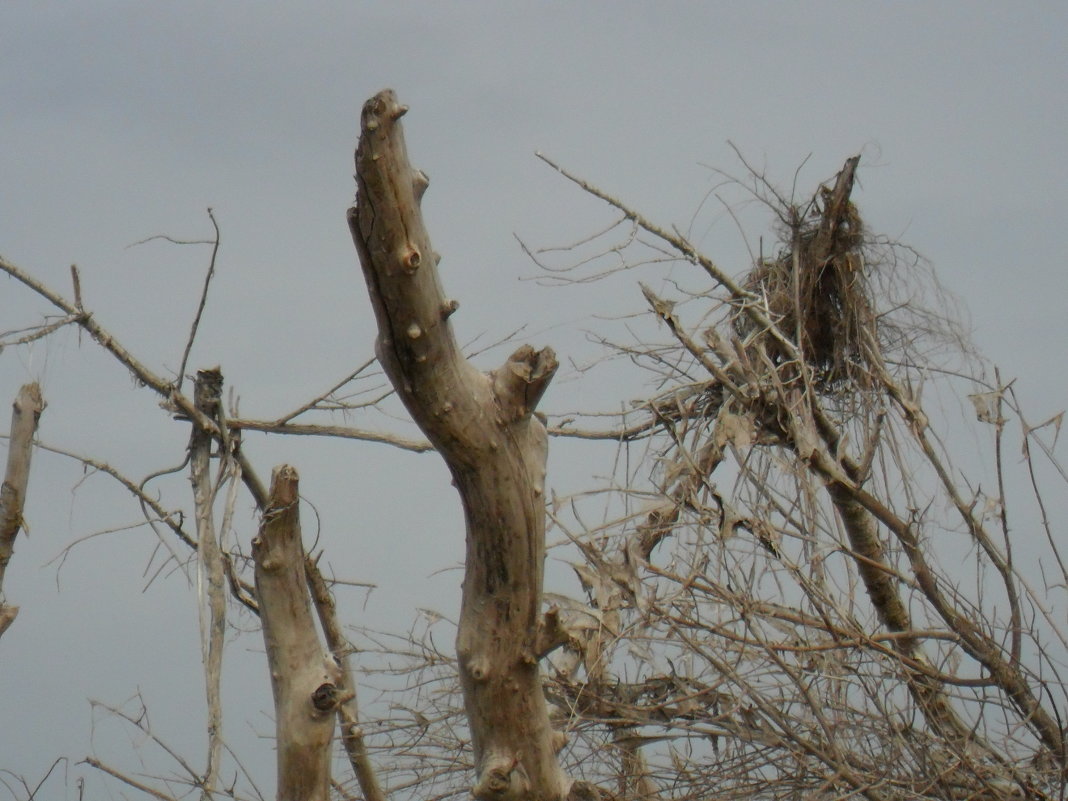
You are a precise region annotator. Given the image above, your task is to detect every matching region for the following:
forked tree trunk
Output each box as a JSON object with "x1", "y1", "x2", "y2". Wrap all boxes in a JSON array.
[{"x1": 349, "y1": 89, "x2": 571, "y2": 801}]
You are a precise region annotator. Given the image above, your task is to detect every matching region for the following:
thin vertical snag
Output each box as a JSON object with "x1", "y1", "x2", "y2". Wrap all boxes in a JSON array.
[
  {"x1": 0, "y1": 383, "x2": 45, "y2": 639},
  {"x1": 254, "y1": 466, "x2": 342, "y2": 801}
]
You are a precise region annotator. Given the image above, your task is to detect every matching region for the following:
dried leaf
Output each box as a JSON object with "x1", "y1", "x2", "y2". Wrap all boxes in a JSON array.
[
  {"x1": 968, "y1": 391, "x2": 1002, "y2": 424},
  {"x1": 792, "y1": 419, "x2": 819, "y2": 461},
  {"x1": 1052, "y1": 411, "x2": 1064, "y2": 448},
  {"x1": 641, "y1": 282, "x2": 676, "y2": 318},
  {"x1": 714, "y1": 411, "x2": 753, "y2": 450},
  {"x1": 542, "y1": 592, "x2": 604, "y2": 629},
  {"x1": 719, "y1": 505, "x2": 741, "y2": 542}
]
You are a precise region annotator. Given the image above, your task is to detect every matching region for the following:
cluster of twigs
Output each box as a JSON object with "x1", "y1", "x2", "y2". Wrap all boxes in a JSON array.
[
  {"x1": 735, "y1": 154, "x2": 877, "y2": 391},
  {"x1": 0, "y1": 230, "x2": 388, "y2": 799},
  {"x1": 523, "y1": 154, "x2": 1068, "y2": 800}
]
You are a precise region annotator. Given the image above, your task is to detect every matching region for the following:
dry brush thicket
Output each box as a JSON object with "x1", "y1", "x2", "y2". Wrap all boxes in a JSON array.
[{"x1": 1, "y1": 90, "x2": 1066, "y2": 801}]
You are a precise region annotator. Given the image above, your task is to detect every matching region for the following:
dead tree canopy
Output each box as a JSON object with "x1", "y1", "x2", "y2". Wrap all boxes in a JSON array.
[{"x1": 349, "y1": 89, "x2": 574, "y2": 801}]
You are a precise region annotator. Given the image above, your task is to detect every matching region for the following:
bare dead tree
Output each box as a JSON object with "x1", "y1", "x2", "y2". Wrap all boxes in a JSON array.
[
  {"x1": 2, "y1": 89, "x2": 1066, "y2": 801},
  {"x1": 349, "y1": 89, "x2": 573, "y2": 801}
]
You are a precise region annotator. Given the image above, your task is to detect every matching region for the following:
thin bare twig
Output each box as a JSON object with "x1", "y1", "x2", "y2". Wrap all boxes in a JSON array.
[
  {"x1": 228, "y1": 418, "x2": 433, "y2": 453},
  {"x1": 0, "y1": 255, "x2": 269, "y2": 510},
  {"x1": 177, "y1": 209, "x2": 222, "y2": 394},
  {"x1": 0, "y1": 314, "x2": 83, "y2": 348},
  {"x1": 80, "y1": 758, "x2": 179, "y2": 801},
  {"x1": 273, "y1": 357, "x2": 378, "y2": 425}
]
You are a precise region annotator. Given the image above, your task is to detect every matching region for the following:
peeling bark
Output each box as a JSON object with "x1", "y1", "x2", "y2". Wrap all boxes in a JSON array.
[
  {"x1": 253, "y1": 466, "x2": 341, "y2": 801},
  {"x1": 349, "y1": 89, "x2": 569, "y2": 801},
  {"x1": 0, "y1": 383, "x2": 45, "y2": 639}
]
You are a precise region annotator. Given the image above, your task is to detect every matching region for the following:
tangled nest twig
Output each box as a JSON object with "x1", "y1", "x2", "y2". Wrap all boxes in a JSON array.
[{"x1": 735, "y1": 155, "x2": 878, "y2": 393}]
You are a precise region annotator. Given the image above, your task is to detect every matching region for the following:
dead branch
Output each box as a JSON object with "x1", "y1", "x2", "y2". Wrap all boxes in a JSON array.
[
  {"x1": 25, "y1": 436, "x2": 262, "y2": 614},
  {"x1": 0, "y1": 383, "x2": 45, "y2": 639},
  {"x1": 270, "y1": 357, "x2": 378, "y2": 425},
  {"x1": 228, "y1": 418, "x2": 433, "y2": 453},
  {"x1": 191, "y1": 368, "x2": 227, "y2": 798},
  {"x1": 81, "y1": 758, "x2": 179, "y2": 801},
  {"x1": 177, "y1": 209, "x2": 223, "y2": 394},
  {"x1": 0, "y1": 255, "x2": 269, "y2": 510},
  {"x1": 305, "y1": 556, "x2": 386, "y2": 801},
  {"x1": 229, "y1": 415, "x2": 658, "y2": 450},
  {"x1": 0, "y1": 314, "x2": 82, "y2": 348}
]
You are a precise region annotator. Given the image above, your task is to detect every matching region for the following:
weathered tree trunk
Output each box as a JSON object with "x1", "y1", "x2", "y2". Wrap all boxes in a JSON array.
[
  {"x1": 191, "y1": 368, "x2": 227, "y2": 798},
  {"x1": 349, "y1": 89, "x2": 570, "y2": 801},
  {"x1": 253, "y1": 466, "x2": 342, "y2": 801},
  {"x1": 0, "y1": 383, "x2": 45, "y2": 639}
]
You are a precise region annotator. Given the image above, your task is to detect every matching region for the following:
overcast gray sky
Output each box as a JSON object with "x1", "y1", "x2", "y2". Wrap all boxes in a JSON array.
[{"x1": 2, "y1": 2, "x2": 1067, "y2": 797}]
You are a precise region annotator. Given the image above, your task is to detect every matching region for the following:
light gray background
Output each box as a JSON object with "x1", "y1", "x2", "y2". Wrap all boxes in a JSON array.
[{"x1": 2, "y1": 3, "x2": 1066, "y2": 797}]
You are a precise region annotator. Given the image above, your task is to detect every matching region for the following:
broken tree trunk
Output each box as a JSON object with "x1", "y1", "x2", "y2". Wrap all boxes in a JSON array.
[
  {"x1": 253, "y1": 465, "x2": 342, "y2": 801},
  {"x1": 0, "y1": 383, "x2": 45, "y2": 639},
  {"x1": 349, "y1": 89, "x2": 570, "y2": 801},
  {"x1": 191, "y1": 368, "x2": 227, "y2": 797}
]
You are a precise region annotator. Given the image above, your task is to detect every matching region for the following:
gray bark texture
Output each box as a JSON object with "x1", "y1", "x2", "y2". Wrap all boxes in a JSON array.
[
  {"x1": 348, "y1": 89, "x2": 571, "y2": 801},
  {"x1": 253, "y1": 465, "x2": 342, "y2": 801},
  {"x1": 0, "y1": 382, "x2": 44, "y2": 639}
]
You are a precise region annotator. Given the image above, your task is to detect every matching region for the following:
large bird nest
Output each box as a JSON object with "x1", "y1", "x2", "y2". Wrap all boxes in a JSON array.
[{"x1": 734, "y1": 156, "x2": 879, "y2": 394}]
